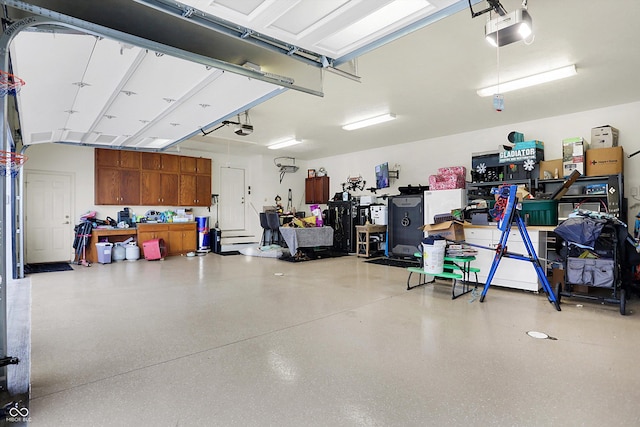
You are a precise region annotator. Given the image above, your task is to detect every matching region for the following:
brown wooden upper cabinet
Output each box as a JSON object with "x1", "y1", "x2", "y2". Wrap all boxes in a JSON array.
[
  {"x1": 96, "y1": 148, "x2": 141, "y2": 169},
  {"x1": 141, "y1": 152, "x2": 180, "y2": 172},
  {"x1": 305, "y1": 176, "x2": 330, "y2": 204},
  {"x1": 140, "y1": 170, "x2": 179, "y2": 206},
  {"x1": 95, "y1": 149, "x2": 211, "y2": 206},
  {"x1": 179, "y1": 173, "x2": 212, "y2": 207},
  {"x1": 180, "y1": 156, "x2": 211, "y2": 175},
  {"x1": 95, "y1": 167, "x2": 141, "y2": 205},
  {"x1": 178, "y1": 157, "x2": 212, "y2": 207},
  {"x1": 140, "y1": 153, "x2": 180, "y2": 205}
]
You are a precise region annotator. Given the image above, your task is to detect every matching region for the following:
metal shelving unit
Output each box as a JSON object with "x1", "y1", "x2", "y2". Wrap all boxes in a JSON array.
[
  {"x1": 467, "y1": 178, "x2": 533, "y2": 200},
  {"x1": 538, "y1": 173, "x2": 625, "y2": 224}
]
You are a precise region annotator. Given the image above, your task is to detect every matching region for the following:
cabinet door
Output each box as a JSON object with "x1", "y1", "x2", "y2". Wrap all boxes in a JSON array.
[
  {"x1": 182, "y1": 228, "x2": 197, "y2": 252},
  {"x1": 119, "y1": 151, "x2": 141, "y2": 169},
  {"x1": 491, "y1": 230, "x2": 541, "y2": 291},
  {"x1": 120, "y1": 169, "x2": 141, "y2": 205},
  {"x1": 305, "y1": 178, "x2": 315, "y2": 203},
  {"x1": 305, "y1": 177, "x2": 329, "y2": 204},
  {"x1": 161, "y1": 173, "x2": 179, "y2": 205},
  {"x1": 161, "y1": 154, "x2": 180, "y2": 172},
  {"x1": 95, "y1": 168, "x2": 120, "y2": 205},
  {"x1": 180, "y1": 156, "x2": 198, "y2": 173},
  {"x1": 141, "y1": 152, "x2": 162, "y2": 170},
  {"x1": 196, "y1": 174, "x2": 211, "y2": 206},
  {"x1": 167, "y1": 230, "x2": 183, "y2": 255},
  {"x1": 137, "y1": 231, "x2": 155, "y2": 246},
  {"x1": 316, "y1": 176, "x2": 330, "y2": 203},
  {"x1": 179, "y1": 174, "x2": 197, "y2": 205},
  {"x1": 141, "y1": 171, "x2": 162, "y2": 204},
  {"x1": 464, "y1": 228, "x2": 494, "y2": 285},
  {"x1": 196, "y1": 157, "x2": 211, "y2": 175},
  {"x1": 141, "y1": 171, "x2": 178, "y2": 205},
  {"x1": 95, "y1": 149, "x2": 120, "y2": 168},
  {"x1": 167, "y1": 226, "x2": 196, "y2": 254}
]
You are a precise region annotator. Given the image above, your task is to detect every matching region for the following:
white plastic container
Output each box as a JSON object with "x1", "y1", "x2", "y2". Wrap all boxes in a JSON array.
[
  {"x1": 112, "y1": 243, "x2": 126, "y2": 262},
  {"x1": 95, "y1": 242, "x2": 113, "y2": 264},
  {"x1": 125, "y1": 243, "x2": 140, "y2": 261},
  {"x1": 422, "y1": 238, "x2": 446, "y2": 275}
]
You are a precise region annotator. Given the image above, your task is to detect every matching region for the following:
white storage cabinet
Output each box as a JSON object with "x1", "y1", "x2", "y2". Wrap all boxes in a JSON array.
[{"x1": 465, "y1": 226, "x2": 544, "y2": 292}]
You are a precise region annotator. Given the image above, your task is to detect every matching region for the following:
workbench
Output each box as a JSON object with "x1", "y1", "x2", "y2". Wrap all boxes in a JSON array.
[{"x1": 87, "y1": 228, "x2": 138, "y2": 264}]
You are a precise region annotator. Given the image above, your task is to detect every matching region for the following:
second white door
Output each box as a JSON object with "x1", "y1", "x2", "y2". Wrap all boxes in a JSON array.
[{"x1": 219, "y1": 167, "x2": 245, "y2": 231}]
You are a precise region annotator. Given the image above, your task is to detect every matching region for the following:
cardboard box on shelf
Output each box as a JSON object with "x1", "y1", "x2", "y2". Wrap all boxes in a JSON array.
[
  {"x1": 563, "y1": 161, "x2": 584, "y2": 177},
  {"x1": 591, "y1": 125, "x2": 619, "y2": 148},
  {"x1": 585, "y1": 146, "x2": 624, "y2": 176},
  {"x1": 562, "y1": 137, "x2": 587, "y2": 177},
  {"x1": 419, "y1": 220, "x2": 465, "y2": 242},
  {"x1": 539, "y1": 159, "x2": 563, "y2": 179}
]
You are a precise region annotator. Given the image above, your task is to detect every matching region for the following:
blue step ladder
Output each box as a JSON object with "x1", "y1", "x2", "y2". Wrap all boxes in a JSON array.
[{"x1": 479, "y1": 185, "x2": 561, "y2": 311}]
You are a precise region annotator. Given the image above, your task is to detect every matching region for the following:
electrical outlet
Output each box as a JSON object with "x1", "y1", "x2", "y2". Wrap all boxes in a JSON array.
[{"x1": 632, "y1": 187, "x2": 639, "y2": 197}]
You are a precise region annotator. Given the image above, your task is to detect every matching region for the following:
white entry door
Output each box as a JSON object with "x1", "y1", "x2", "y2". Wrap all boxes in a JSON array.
[
  {"x1": 219, "y1": 167, "x2": 245, "y2": 231},
  {"x1": 25, "y1": 172, "x2": 73, "y2": 263}
]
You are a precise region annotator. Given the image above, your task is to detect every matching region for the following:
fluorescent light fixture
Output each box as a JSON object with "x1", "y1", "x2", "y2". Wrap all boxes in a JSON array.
[
  {"x1": 477, "y1": 65, "x2": 577, "y2": 97},
  {"x1": 342, "y1": 113, "x2": 396, "y2": 131},
  {"x1": 268, "y1": 138, "x2": 302, "y2": 150}
]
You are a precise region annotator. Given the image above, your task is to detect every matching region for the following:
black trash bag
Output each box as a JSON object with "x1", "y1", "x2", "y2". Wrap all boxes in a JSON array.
[{"x1": 554, "y1": 216, "x2": 605, "y2": 248}]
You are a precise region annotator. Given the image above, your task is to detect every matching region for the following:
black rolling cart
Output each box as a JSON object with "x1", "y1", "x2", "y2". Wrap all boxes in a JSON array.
[{"x1": 553, "y1": 214, "x2": 627, "y2": 315}]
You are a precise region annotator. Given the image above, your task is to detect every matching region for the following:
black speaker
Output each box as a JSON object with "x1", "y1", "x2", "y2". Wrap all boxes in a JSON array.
[{"x1": 388, "y1": 194, "x2": 423, "y2": 258}]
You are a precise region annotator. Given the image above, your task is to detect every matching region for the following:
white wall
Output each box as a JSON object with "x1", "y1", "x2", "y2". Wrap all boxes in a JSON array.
[
  {"x1": 311, "y1": 101, "x2": 640, "y2": 222},
  {"x1": 21, "y1": 100, "x2": 640, "y2": 245}
]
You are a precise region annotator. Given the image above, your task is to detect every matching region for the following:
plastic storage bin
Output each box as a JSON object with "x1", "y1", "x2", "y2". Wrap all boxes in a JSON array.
[
  {"x1": 521, "y1": 200, "x2": 558, "y2": 226},
  {"x1": 95, "y1": 242, "x2": 113, "y2": 264}
]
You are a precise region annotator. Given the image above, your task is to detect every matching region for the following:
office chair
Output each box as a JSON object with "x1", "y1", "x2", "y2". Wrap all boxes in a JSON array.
[
  {"x1": 259, "y1": 212, "x2": 271, "y2": 247},
  {"x1": 266, "y1": 212, "x2": 282, "y2": 246}
]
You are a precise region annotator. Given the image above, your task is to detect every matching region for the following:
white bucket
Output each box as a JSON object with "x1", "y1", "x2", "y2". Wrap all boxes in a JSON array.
[{"x1": 422, "y1": 239, "x2": 446, "y2": 274}]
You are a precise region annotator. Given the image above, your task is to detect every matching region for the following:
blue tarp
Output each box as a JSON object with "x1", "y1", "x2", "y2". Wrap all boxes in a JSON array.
[{"x1": 554, "y1": 217, "x2": 605, "y2": 248}]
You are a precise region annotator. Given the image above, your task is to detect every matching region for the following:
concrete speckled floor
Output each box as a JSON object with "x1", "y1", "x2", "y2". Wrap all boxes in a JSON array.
[{"x1": 27, "y1": 252, "x2": 640, "y2": 426}]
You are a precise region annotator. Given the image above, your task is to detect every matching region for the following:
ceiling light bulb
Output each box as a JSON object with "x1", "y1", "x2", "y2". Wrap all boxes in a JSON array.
[
  {"x1": 342, "y1": 113, "x2": 396, "y2": 131},
  {"x1": 268, "y1": 139, "x2": 302, "y2": 150},
  {"x1": 518, "y1": 22, "x2": 532, "y2": 39},
  {"x1": 477, "y1": 65, "x2": 577, "y2": 97}
]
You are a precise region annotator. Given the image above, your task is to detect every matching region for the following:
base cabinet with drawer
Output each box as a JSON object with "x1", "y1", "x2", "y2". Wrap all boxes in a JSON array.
[
  {"x1": 464, "y1": 226, "x2": 545, "y2": 292},
  {"x1": 137, "y1": 223, "x2": 197, "y2": 258},
  {"x1": 167, "y1": 224, "x2": 198, "y2": 255}
]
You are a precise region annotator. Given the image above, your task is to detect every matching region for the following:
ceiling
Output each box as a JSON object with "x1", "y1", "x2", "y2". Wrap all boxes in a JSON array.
[
  {"x1": 184, "y1": 0, "x2": 640, "y2": 159},
  {"x1": 138, "y1": 0, "x2": 464, "y2": 61},
  {"x1": 5, "y1": 0, "x2": 640, "y2": 160}
]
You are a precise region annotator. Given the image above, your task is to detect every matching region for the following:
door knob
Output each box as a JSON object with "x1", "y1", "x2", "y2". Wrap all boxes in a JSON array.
[{"x1": 63, "y1": 221, "x2": 70, "y2": 224}]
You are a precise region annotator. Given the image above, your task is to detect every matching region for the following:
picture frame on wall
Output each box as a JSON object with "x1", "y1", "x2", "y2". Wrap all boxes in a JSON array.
[{"x1": 308, "y1": 169, "x2": 316, "y2": 178}]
